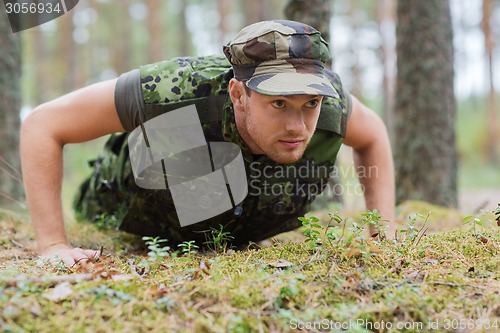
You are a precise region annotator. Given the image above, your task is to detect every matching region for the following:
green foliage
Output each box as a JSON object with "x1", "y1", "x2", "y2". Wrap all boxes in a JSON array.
[
  {"x1": 142, "y1": 236, "x2": 171, "y2": 263},
  {"x1": 226, "y1": 314, "x2": 253, "y2": 333},
  {"x1": 324, "y1": 212, "x2": 343, "y2": 242},
  {"x1": 203, "y1": 224, "x2": 234, "y2": 254},
  {"x1": 276, "y1": 278, "x2": 299, "y2": 309},
  {"x1": 464, "y1": 214, "x2": 483, "y2": 235},
  {"x1": 360, "y1": 209, "x2": 386, "y2": 236},
  {"x1": 93, "y1": 213, "x2": 119, "y2": 230},
  {"x1": 398, "y1": 212, "x2": 429, "y2": 248},
  {"x1": 299, "y1": 210, "x2": 389, "y2": 263},
  {"x1": 177, "y1": 240, "x2": 199, "y2": 255},
  {"x1": 86, "y1": 285, "x2": 135, "y2": 306},
  {"x1": 299, "y1": 215, "x2": 322, "y2": 249},
  {"x1": 155, "y1": 296, "x2": 176, "y2": 312},
  {"x1": 464, "y1": 208, "x2": 499, "y2": 244},
  {"x1": 35, "y1": 256, "x2": 69, "y2": 272}
]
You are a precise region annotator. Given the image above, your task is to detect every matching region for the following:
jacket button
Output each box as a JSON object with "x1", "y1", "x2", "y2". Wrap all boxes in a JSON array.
[
  {"x1": 273, "y1": 201, "x2": 286, "y2": 214},
  {"x1": 234, "y1": 205, "x2": 243, "y2": 217}
]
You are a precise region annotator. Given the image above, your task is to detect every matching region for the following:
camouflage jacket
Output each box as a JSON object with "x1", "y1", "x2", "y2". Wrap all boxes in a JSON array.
[{"x1": 74, "y1": 55, "x2": 349, "y2": 246}]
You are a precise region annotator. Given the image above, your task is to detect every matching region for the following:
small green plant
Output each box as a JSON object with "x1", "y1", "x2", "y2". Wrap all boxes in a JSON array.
[
  {"x1": 299, "y1": 215, "x2": 322, "y2": 249},
  {"x1": 142, "y1": 236, "x2": 171, "y2": 262},
  {"x1": 35, "y1": 255, "x2": 70, "y2": 272},
  {"x1": 400, "y1": 214, "x2": 422, "y2": 243},
  {"x1": 337, "y1": 210, "x2": 389, "y2": 261},
  {"x1": 87, "y1": 285, "x2": 135, "y2": 306},
  {"x1": 399, "y1": 212, "x2": 429, "y2": 248},
  {"x1": 464, "y1": 214, "x2": 483, "y2": 236},
  {"x1": 463, "y1": 209, "x2": 495, "y2": 243},
  {"x1": 342, "y1": 210, "x2": 383, "y2": 247},
  {"x1": 298, "y1": 211, "x2": 384, "y2": 261},
  {"x1": 276, "y1": 279, "x2": 299, "y2": 309},
  {"x1": 177, "y1": 240, "x2": 199, "y2": 255},
  {"x1": 204, "y1": 224, "x2": 234, "y2": 253},
  {"x1": 155, "y1": 296, "x2": 176, "y2": 312},
  {"x1": 361, "y1": 209, "x2": 387, "y2": 238},
  {"x1": 226, "y1": 314, "x2": 252, "y2": 333},
  {"x1": 324, "y1": 211, "x2": 343, "y2": 244},
  {"x1": 93, "y1": 213, "x2": 120, "y2": 230}
]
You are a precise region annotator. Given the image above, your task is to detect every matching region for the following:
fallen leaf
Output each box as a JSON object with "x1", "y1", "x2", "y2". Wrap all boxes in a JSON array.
[
  {"x1": 477, "y1": 235, "x2": 489, "y2": 244},
  {"x1": 43, "y1": 282, "x2": 74, "y2": 301},
  {"x1": 268, "y1": 259, "x2": 294, "y2": 268},
  {"x1": 425, "y1": 256, "x2": 439, "y2": 265},
  {"x1": 406, "y1": 270, "x2": 427, "y2": 281},
  {"x1": 27, "y1": 300, "x2": 42, "y2": 317},
  {"x1": 110, "y1": 274, "x2": 136, "y2": 282},
  {"x1": 193, "y1": 260, "x2": 211, "y2": 280},
  {"x1": 346, "y1": 246, "x2": 361, "y2": 258}
]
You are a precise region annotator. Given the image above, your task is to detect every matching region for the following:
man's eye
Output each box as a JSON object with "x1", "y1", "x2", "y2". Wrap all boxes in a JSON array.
[
  {"x1": 271, "y1": 100, "x2": 286, "y2": 108},
  {"x1": 305, "y1": 99, "x2": 320, "y2": 108}
]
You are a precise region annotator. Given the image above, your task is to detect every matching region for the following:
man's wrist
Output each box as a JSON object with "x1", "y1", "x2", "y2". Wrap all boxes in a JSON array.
[{"x1": 38, "y1": 241, "x2": 70, "y2": 255}]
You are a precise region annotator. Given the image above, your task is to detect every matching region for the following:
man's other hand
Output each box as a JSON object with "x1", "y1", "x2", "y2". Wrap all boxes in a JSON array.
[{"x1": 40, "y1": 243, "x2": 99, "y2": 267}]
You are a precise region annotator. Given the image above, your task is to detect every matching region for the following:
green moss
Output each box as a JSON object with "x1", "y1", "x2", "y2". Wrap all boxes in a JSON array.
[{"x1": 1, "y1": 209, "x2": 500, "y2": 332}]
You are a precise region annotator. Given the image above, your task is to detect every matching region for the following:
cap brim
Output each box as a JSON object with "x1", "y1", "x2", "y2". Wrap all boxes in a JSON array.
[{"x1": 246, "y1": 73, "x2": 339, "y2": 98}]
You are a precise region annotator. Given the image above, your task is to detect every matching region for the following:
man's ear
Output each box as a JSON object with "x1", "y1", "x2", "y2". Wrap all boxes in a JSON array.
[{"x1": 229, "y1": 78, "x2": 246, "y2": 112}]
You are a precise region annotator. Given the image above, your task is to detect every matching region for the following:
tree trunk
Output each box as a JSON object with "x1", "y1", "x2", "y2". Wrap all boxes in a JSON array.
[
  {"x1": 243, "y1": 0, "x2": 266, "y2": 25},
  {"x1": 345, "y1": 0, "x2": 363, "y2": 97},
  {"x1": 57, "y1": 8, "x2": 76, "y2": 92},
  {"x1": 0, "y1": 14, "x2": 23, "y2": 206},
  {"x1": 34, "y1": 27, "x2": 49, "y2": 103},
  {"x1": 218, "y1": 0, "x2": 231, "y2": 47},
  {"x1": 376, "y1": 0, "x2": 396, "y2": 140},
  {"x1": 178, "y1": 0, "x2": 190, "y2": 56},
  {"x1": 107, "y1": 0, "x2": 132, "y2": 74},
  {"x1": 145, "y1": 0, "x2": 164, "y2": 62},
  {"x1": 482, "y1": 0, "x2": 498, "y2": 165},
  {"x1": 394, "y1": 0, "x2": 457, "y2": 207},
  {"x1": 284, "y1": 0, "x2": 331, "y2": 44}
]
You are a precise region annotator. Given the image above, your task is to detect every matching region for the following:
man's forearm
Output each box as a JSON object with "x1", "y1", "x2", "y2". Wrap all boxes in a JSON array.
[
  {"x1": 19, "y1": 79, "x2": 121, "y2": 265},
  {"x1": 21, "y1": 112, "x2": 69, "y2": 253},
  {"x1": 353, "y1": 133, "x2": 395, "y2": 237}
]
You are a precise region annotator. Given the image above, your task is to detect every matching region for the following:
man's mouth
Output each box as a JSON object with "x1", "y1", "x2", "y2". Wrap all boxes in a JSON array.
[{"x1": 278, "y1": 139, "x2": 304, "y2": 148}]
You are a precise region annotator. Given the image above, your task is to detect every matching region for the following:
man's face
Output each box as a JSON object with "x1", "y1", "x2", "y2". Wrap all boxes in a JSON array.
[{"x1": 237, "y1": 88, "x2": 323, "y2": 164}]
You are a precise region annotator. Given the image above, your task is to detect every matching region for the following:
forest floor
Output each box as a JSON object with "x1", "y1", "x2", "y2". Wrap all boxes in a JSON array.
[{"x1": 0, "y1": 198, "x2": 499, "y2": 332}]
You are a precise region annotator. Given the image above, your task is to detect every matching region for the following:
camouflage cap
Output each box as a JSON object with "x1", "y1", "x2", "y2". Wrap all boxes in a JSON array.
[{"x1": 223, "y1": 20, "x2": 338, "y2": 98}]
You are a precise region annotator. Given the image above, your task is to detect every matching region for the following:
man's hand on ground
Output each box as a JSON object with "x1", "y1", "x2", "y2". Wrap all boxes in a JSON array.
[{"x1": 40, "y1": 243, "x2": 99, "y2": 267}]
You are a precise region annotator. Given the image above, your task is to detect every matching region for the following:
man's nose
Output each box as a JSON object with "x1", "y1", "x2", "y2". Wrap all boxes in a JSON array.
[{"x1": 284, "y1": 110, "x2": 306, "y2": 133}]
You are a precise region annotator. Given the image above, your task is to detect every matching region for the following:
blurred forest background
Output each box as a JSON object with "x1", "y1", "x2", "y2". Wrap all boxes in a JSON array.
[{"x1": 0, "y1": 0, "x2": 499, "y2": 217}]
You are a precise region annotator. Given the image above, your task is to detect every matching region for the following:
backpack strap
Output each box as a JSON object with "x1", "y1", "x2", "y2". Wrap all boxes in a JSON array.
[{"x1": 316, "y1": 71, "x2": 350, "y2": 137}]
